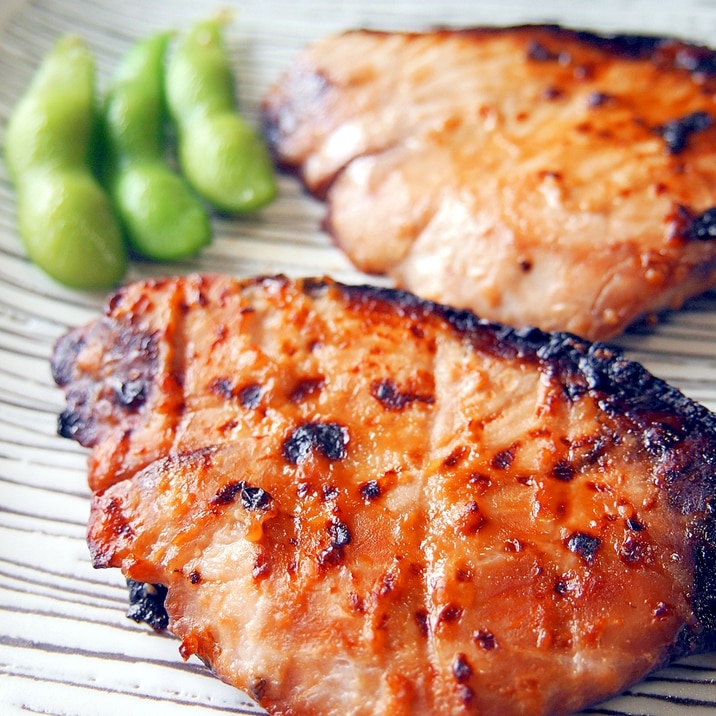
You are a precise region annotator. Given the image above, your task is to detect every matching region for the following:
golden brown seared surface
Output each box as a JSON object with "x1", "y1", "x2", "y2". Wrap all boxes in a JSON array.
[
  {"x1": 52, "y1": 274, "x2": 716, "y2": 716},
  {"x1": 262, "y1": 25, "x2": 716, "y2": 340}
]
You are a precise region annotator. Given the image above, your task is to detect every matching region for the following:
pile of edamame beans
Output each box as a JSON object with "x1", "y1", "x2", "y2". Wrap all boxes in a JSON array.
[{"x1": 4, "y1": 18, "x2": 277, "y2": 289}]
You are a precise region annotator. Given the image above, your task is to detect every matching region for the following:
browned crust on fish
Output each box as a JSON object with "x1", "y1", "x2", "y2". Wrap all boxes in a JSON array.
[
  {"x1": 53, "y1": 274, "x2": 716, "y2": 715},
  {"x1": 262, "y1": 24, "x2": 716, "y2": 340}
]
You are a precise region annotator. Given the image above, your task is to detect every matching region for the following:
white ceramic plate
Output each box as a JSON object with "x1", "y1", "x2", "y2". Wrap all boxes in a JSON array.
[{"x1": 3, "y1": 1, "x2": 716, "y2": 714}]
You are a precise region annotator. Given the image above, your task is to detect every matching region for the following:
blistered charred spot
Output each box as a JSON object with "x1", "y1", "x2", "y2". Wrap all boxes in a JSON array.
[
  {"x1": 542, "y1": 85, "x2": 564, "y2": 100},
  {"x1": 554, "y1": 577, "x2": 571, "y2": 596},
  {"x1": 458, "y1": 684, "x2": 475, "y2": 705},
  {"x1": 552, "y1": 460, "x2": 575, "y2": 482},
  {"x1": 328, "y1": 519, "x2": 352, "y2": 548},
  {"x1": 240, "y1": 485, "x2": 273, "y2": 511},
  {"x1": 50, "y1": 330, "x2": 84, "y2": 387},
  {"x1": 656, "y1": 111, "x2": 712, "y2": 154},
  {"x1": 526, "y1": 40, "x2": 568, "y2": 63},
  {"x1": 300, "y1": 276, "x2": 330, "y2": 297},
  {"x1": 57, "y1": 409, "x2": 84, "y2": 440},
  {"x1": 627, "y1": 517, "x2": 645, "y2": 531},
  {"x1": 210, "y1": 480, "x2": 242, "y2": 506},
  {"x1": 415, "y1": 609, "x2": 429, "y2": 637},
  {"x1": 282, "y1": 422, "x2": 349, "y2": 464},
  {"x1": 234, "y1": 384, "x2": 259, "y2": 408},
  {"x1": 360, "y1": 480, "x2": 381, "y2": 501},
  {"x1": 289, "y1": 376, "x2": 325, "y2": 403},
  {"x1": 189, "y1": 570, "x2": 202, "y2": 585},
  {"x1": 210, "y1": 481, "x2": 273, "y2": 511},
  {"x1": 566, "y1": 531, "x2": 601, "y2": 563},
  {"x1": 619, "y1": 535, "x2": 649, "y2": 565},
  {"x1": 209, "y1": 378, "x2": 263, "y2": 408},
  {"x1": 587, "y1": 91, "x2": 615, "y2": 108},
  {"x1": 371, "y1": 378, "x2": 435, "y2": 412},
  {"x1": 491, "y1": 446, "x2": 516, "y2": 470},
  {"x1": 126, "y1": 579, "x2": 168, "y2": 632},
  {"x1": 438, "y1": 603, "x2": 464, "y2": 626},
  {"x1": 452, "y1": 653, "x2": 473, "y2": 683},
  {"x1": 112, "y1": 376, "x2": 147, "y2": 409},
  {"x1": 210, "y1": 377, "x2": 234, "y2": 399},
  {"x1": 687, "y1": 207, "x2": 716, "y2": 242},
  {"x1": 473, "y1": 628, "x2": 497, "y2": 650},
  {"x1": 526, "y1": 40, "x2": 551, "y2": 61},
  {"x1": 444, "y1": 445, "x2": 468, "y2": 468},
  {"x1": 318, "y1": 519, "x2": 352, "y2": 567}
]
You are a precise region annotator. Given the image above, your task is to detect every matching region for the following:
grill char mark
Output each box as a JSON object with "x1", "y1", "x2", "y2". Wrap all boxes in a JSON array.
[{"x1": 51, "y1": 321, "x2": 160, "y2": 448}]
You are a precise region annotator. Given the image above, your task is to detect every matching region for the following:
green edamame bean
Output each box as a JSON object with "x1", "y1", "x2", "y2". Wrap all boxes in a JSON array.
[
  {"x1": 165, "y1": 18, "x2": 277, "y2": 214},
  {"x1": 4, "y1": 36, "x2": 127, "y2": 289},
  {"x1": 101, "y1": 32, "x2": 211, "y2": 261}
]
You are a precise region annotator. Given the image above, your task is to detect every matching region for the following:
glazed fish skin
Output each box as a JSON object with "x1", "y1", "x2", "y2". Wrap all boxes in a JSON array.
[
  {"x1": 262, "y1": 25, "x2": 716, "y2": 340},
  {"x1": 52, "y1": 275, "x2": 716, "y2": 716}
]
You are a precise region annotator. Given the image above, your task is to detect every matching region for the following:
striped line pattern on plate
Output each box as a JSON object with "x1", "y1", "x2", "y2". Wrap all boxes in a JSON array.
[{"x1": 3, "y1": 0, "x2": 716, "y2": 714}]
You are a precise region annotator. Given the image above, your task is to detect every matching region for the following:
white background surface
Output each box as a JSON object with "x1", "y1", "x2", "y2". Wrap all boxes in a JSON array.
[{"x1": 3, "y1": 1, "x2": 716, "y2": 714}]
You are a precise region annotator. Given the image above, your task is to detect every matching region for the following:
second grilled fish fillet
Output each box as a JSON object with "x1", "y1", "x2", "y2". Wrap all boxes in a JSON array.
[
  {"x1": 262, "y1": 24, "x2": 716, "y2": 340},
  {"x1": 52, "y1": 274, "x2": 716, "y2": 716}
]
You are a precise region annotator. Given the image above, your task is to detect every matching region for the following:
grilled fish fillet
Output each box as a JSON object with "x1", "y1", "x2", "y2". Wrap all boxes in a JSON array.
[
  {"x1": 262, "y1": 25, "x2": 716, "y2": 340},
  {"x1": 51, "y1": 274, "x2": 716, "y2": 716}
]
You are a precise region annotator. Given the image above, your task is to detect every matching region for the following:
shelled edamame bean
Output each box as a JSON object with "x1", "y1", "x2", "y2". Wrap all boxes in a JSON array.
[
  {"x1": 165, "y1": 18, "x2": 277, "y2": 214},
  {"x1": 4, "y1": 35, "x2": 128, "y2": 289},
  {"x1": 101, "y1": 32, "x2": 211, "y2": 261}
]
